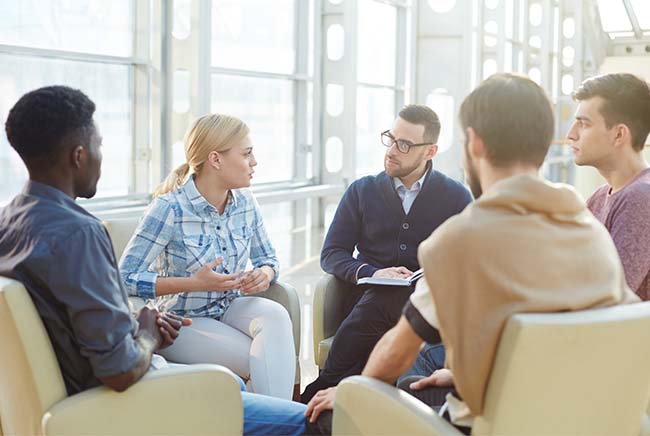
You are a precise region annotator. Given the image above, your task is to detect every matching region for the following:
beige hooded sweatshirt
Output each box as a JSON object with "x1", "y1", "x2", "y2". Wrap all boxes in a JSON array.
[{"x1": 418, "y1": 174, "x2": 639, "y2": 416}]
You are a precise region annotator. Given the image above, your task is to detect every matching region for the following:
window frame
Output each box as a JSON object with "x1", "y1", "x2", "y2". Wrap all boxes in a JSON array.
[
  {"x1": 207, "y1": 0, "x2": 315, "y2": 187},
  {"x1": 0, "y1": 0, "x2": 157, "y2": 208}
]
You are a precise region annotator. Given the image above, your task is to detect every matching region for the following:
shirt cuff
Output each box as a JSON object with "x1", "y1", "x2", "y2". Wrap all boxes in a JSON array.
[
  {"x1": 259, "y1": 263, "x2": 279, "y2": 285},
  {"x1": 87, "y1": 332, "x2": 143, "y2": 379},
  {"x1": 133, "y1": 271, "x2": 158, "y2": 299},
  {"x1": 402, "y1": 300, "x2": 442, "y2": 344},
  {"x1": 355, "y1": 263, "x2": 378, "y2": 281}
]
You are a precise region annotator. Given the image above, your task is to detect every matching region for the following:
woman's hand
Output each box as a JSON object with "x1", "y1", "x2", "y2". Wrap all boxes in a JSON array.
[
  {"x1": 239, "y1": 266, "x2": 274, "y2": 295},
  {"x1": 190, "y1": 258, "x2": 242, "y2": 291}
]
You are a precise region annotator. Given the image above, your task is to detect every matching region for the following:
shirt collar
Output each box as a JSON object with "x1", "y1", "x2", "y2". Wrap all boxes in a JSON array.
[
  {"x1": 182, "y1": 176, "x2": 238, "y2": 213},
  {"x1": 393, "y1": 167, "x2": 429, "y2": 192},
  {"x1": 23, "y1": 180, "x2": 88, "y2": 212}
]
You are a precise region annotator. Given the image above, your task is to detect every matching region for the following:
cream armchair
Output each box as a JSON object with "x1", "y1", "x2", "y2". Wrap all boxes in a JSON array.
[
  {"x1": 103, "y1": 217, "x2": 302, "y2": 384},
  {"x1": 313, "y1": 273, "x2": 364, "y2": 368},
  {"x1": 0, "y1": 276, "x2": 243, "y2": 436},
  {"x1": 333, "y1": 302, "x2": 650, "y2": 436}
]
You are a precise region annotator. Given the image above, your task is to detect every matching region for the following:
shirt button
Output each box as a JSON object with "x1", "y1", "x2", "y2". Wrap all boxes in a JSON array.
[
  {"x1": 216, "y1": 226, "x2": 221, "y2": 230},
  {"x1": 402, "y1": 223, "x2": 409, "y2": 230},
  {"x1": 399, "y1": 244, "x2": 407, "y2": 251},
  {"x1": 222, "y1": 247, "x2": 226, "y2": 251}
]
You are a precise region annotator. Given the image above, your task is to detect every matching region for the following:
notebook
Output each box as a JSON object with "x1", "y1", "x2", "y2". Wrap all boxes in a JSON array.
[{"x1": 357, "y1": 268, "x2": 423, "y2": 286}]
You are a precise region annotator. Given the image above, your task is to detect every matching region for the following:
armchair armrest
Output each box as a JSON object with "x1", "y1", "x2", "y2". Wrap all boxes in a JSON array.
[
  {"x1": 313, "y1": 274, "x2": 361, "y2": 367},
  {"x1": 334, "y1": 376, "x2": 460, "y2": 436},
  {"x1": 256, "y1": 281, "x2": 302, "y2": 383},
  {"x1": 256, "y1": 281, "x2": 301, "y2": 356},
  {"x1": 42, "y1": 364, "x2": 243, "y2": 436}
]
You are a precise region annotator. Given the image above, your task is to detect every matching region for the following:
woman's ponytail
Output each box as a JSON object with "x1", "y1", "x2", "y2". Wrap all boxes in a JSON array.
[{"x1": 153, "y1": 162, "x2": 191, "y2": 198}]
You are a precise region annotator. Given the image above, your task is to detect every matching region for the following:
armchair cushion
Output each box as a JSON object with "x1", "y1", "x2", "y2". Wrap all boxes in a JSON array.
[
  {"x1": 43, "y1": 364, "x2": 243, "y2": 436},
  {"x1": 0, "y1": 277, "x2": 243, "y2": 436}
]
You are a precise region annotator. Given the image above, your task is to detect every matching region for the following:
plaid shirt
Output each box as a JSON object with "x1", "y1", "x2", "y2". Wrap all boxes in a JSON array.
[{"x1": 119, "y1": 177, "x2": 279, "y2": 319}]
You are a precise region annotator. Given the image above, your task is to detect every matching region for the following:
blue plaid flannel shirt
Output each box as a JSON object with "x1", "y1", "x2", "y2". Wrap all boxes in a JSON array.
[{"x1": 119, "y1": 177, "x2": 279, "y2": 319}]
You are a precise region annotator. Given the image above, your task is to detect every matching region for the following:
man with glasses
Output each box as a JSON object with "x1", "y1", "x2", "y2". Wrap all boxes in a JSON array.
[{"x1": 301, "y1": 105, "x2": 472, "y2": 404}]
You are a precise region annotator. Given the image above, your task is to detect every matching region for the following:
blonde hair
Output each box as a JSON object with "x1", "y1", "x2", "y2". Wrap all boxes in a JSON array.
[{"x1": 153, "y1": 114, "x2": 250, "y2": 197}]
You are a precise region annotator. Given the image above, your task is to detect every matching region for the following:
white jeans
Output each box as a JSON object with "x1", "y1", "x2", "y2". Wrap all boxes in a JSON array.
[{"x1": 157, "y1": 296, "x2": 295, "y2": 400}]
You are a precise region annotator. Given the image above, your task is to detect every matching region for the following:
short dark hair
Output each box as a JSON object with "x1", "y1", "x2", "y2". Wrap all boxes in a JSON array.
[
  {"x1": 5, "y1": 85, "x2": 96, "y2": 162},
  {"x1": 573, "y1": 73, "x2": 650, "y2": 152},
  {"x1": 398, "y1": 104, "x2": 441, "y2": 143},
  {"x1": 459, "y1": 73, "x2": 554, "y2": 168}
]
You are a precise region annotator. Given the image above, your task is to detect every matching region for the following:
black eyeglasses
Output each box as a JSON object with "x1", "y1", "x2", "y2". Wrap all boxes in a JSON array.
[{"x1": 381, "y1": 130, "x2": 433, "y2": 154}]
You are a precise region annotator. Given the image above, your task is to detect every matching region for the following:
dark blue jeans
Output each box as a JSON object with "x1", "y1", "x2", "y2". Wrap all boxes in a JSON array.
[
  {"x1": 399, "y1": 343, "x2": 446, "y2": 381},
  {"x1": 397, "y1": 343, "x2": 449, "y2": 411},
  {"x1": 397, "y1": 344, "x2": 471, "y2": 435}
]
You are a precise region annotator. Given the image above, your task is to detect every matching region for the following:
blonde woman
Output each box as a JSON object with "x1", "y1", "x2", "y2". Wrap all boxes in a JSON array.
[{"x1": 119, "y1": 114, "x2": 295, "y2": 400}]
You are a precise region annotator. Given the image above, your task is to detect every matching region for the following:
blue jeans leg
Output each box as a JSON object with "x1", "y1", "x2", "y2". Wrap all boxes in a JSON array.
[
  {"x1": 398, "y1": 343, "x2": 446, "y2": 382},
  {"x1": 242, "y1": 392, "x2": 307, "y2": 436}
]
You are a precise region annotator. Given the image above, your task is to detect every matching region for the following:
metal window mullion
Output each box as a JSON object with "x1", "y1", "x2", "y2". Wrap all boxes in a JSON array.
[
  {"x1": 293, "y1": 0, "x2": 311, "y2": 231},
  {"x1": 395, "y1": 5, "x2": 407, "y2": 112},
  {"x1": 294, "y1": 0, "x2": 310, "y2": 182},
  {"x1": 344, "y1": 0, "x2": 359, "y2": 182},
  {"x1": 198, "y1": 0, "x2": 212, "y2": 115},
  {"x1": 312, "y1": 0, "x2": 323, "y2": 184},
  {"x1": 407, "y1": 2, "x2": 417, "y2": 104},
  {"x1": 476, "y1": 0, "x2": 485, "y2": 86},
  {"x1": 374, "y1": 0, "x2": 410, "y2": 8},
  {"x1": 132, "y1": 0, "x2": 153, "y2": 195},
  {"x1": 356, "y1": 81, "x2": 404, "y2": 91},
  {"x1": 0, "y1": 43, "x2": 148, "y2": 66},
  {"x1": 521, "y1": 0, "x2": 530, "y2": 72},
  {"x1": 497, "y1": 1, "x2": 506, "y2": 71},
  {"x1": 311, "y1": 0, "x2": 324, "y2": 229},
  {"x1": 210, "y1": 66, "x2": 309, "y2": 81},
  {"x1": 159, "y1": 0, "x2": 174, "y2": 182},
  {"x1": 622, "y1": 0, "x2": 643, "y2": 39}
]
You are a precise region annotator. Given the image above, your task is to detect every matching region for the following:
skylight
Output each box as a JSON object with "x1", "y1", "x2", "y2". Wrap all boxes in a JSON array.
[
  {"x1": 596, "y1": 0, "x2": 650, "y2": 38},
  {"x1": 630, "y1": 0, "x2": 650, "y2": 30}
]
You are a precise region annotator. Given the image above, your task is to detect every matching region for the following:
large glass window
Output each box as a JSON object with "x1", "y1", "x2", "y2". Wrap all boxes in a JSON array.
[
  {"x1": 356, "y1": 87, "x2": 395, "y2": 176},
  {"x1": 211, "y1": 75, "x2": 295, "y2": 183},
  {"x1": 355, "y1": 0, "x2": 404, "y2": 177},
  {"x1": 0, "y1": 0, "x2": 133, "y2": 56},
  {"x1": 0, "y1": 0, "x2": 137, "y2": 204},
  {"x1": 357, "y1": 0, "x2": 397, "y2": 86},
  {"x1": 211, "y1": 0, "x2": 295, "y2": 74},
  {"x1": 211, "y1": 0, "x2": 311, "y2": 186}
]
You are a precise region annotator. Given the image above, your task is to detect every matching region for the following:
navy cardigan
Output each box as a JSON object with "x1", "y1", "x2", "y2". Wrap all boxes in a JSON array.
[{"x1": 321, "y1": 166, "x2": 473, "y2": 284}]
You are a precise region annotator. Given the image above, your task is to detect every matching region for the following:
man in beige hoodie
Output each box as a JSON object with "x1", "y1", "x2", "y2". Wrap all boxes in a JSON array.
[{"x1": 304, "y1": 73, "x2": 638, "y2": 434}]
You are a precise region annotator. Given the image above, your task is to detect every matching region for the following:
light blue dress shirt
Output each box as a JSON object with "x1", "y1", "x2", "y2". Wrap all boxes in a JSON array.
[{"x1": 393, "y1": 168, "x2": 429, "y2": 215}]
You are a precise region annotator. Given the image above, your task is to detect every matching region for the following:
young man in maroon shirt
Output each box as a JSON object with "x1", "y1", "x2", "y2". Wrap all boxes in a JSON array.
[{"x1": 567, "y1": 73, "x2": 650, "y2": 300}]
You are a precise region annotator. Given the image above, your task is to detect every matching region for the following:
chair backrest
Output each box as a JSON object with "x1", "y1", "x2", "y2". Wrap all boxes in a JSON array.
[
  {"x1": 102, "y1": 217, "x2": 140, "y2": 260},
  {"x1": 473, "y1": 302, "x2": 650, "y2": 435},
  {"x1": 315, "y1": 274, "x2": 363, "y2": 339},
  {"x1": 0, "y1": 277, "x2": 67, "y2": 436}
]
